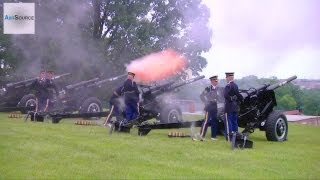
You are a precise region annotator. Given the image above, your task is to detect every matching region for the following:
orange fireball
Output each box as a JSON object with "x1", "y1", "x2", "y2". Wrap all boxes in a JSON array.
[{"x1": 126, "y1": 49, "x2": 187, "y2": 82}]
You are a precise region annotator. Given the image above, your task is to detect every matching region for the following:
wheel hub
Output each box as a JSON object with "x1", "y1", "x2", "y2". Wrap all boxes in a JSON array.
[
  {"x1": 88, "y1": 103, "x2": 100, "y2": 112},
  {"x1": 275, "y1": 118, "x2": 286, "y2": 139},
  {"x1": 26, "y1": 99, "x2": 36, "y2": 107}
]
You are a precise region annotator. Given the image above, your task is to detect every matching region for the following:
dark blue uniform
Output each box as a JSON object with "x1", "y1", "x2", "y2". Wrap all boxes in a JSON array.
[
  {"x1": 200, "y1": 85, "x2": 221, "y2": 139},
  {"x1": 224, "y1": 81, "x2": 242, "y2": 140},
  {"x1": 122, "y1": 79, "x2": 140, "y2": 121},
  {"x1": 30, "y1": 78, "x2": 50, "y2": 112},
  {"x1": 47, "y1": 79, "x2": 59, "y2": 111}
]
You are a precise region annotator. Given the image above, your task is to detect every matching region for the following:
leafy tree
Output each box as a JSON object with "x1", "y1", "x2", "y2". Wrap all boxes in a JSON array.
[
  {"x1": 2, "y1": 0, "x2": 212, "y2": 80},
  {"x1": 277, "y1": 94, "x2": 297, "y2": 110}
]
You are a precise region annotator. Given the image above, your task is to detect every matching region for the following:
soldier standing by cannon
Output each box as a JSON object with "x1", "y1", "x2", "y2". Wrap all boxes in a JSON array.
[
  {"x1": 46, "y1": 70, "x2": 59, "y2": 111},
  {"x1": 194, "y1": 75, "x2": 221, "y2": 141},
  {"x1": 224, "y1": 72, "x2": 243, "y2": 141},
  {"x1": 121, "y1": 72, "x2": 140, "y2": 126},
  {"x1": 29, "y1": 71, "x2": 51, "y2": 121}
]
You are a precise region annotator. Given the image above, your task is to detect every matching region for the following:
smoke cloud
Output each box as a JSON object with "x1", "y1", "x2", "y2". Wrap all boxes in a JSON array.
[
  {"x1": 126, "y1": 49, "x2": 187, "y2": 83},
  {"x1": 10, "y1": 0, "x2": 107, "y2": 80}
]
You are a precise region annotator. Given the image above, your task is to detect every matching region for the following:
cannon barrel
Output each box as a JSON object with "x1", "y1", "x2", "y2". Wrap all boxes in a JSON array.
[
  {"x1": 169, "y1": 75, "x2": 205, "y2": 90},
  {"x1": 6, "y1": 73, "x2": 72, "y2": 88},
  {"x1": 88, "y1": 74, "x2": 127, "y2": 87},
  {"x1": 52, "y1": 73, "x2": 72, "y2": 80},
  {"x1": 141, "y1": 75, "x2": 205, "y2": 97},
  {"x1": 240, "y1": 75, "x2": 297, "y2": 99},
  {"x1": 266, "y1": 75, "x2": 297, "y2": 91},
  {"x1": 141, "y1": 82, "x2": 175, "y2": 95},
  {"x1": 6, "y1": 78, "x2": 36, "y2": 88},
  {"x1": 240, "y1": 83, "x2": 270, "y2": 99},
  {"x1": 65, "y1": 78, "x2": 100, "y2": 90}
]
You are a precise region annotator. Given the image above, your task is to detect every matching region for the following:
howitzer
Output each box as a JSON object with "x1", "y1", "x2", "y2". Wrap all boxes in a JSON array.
[
  {"x1": 0, "y1": 73, "x2": 71, "y2": 112},
  {"x1": 237, "y1": 75, "x2": 297, "y2": 141},
  {"x1": 32, "y1": 75, "x2": 205, "y2": 127},
  {"x1": 134, "y1": 75, "x2": 205, "y2": 124},
  {"x1": 58, "y1": 74, "x2": 127, "y2": 114},
  {"x1": 138, "y1": 75, "x2": 297, "y2": 139}
]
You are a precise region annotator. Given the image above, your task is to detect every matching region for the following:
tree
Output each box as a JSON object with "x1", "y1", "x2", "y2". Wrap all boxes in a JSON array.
[
  {"x1": 2, "y1": 0, "x2": 212, "y2": 80},
  {"x1": 277, "y1": 94, "x2": 297, "y2": 110},
  {"x1": 92, "y1": 0, "x2": 211, "y2": 75}
]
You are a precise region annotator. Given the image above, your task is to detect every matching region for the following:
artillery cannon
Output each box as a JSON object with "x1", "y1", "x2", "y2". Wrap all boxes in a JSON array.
[
  {"x1": 137, "y1": 76, "x2": 297, "y2": 141},
  {"x1": 0, "y1": 73, "x2": 71, "y2": 113},
  {"x1": 32, "y1": 75, "x2": 205, "y2": 125},
  {"x1": 237, "y1": 75, "x2": 297, "y2": 141},
  {"x1": 55, "y1": 74, "x2": 126, "y2": 114},
  {"x1": 137, "y1": 75, "x2": 205, "y2": 124}
]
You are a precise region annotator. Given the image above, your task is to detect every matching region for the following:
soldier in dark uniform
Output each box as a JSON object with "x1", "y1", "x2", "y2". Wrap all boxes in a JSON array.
[
  {"x1": 46, "y1": 70, "x2": 59, "y2": 111},
  {"x1": 122, "y1": 72, "x2": 140, "y2": 125},
  {"x1": 223, "y1": 72, "x2": 243, "y2": 141},
  {"x1": 30, "y1": 71, "x2": 51, "y2": 113},
  {"x1": 104, "y1": 85, "x2": 124, "y2": 127},
  {"x1": 196, "y1": 75, "x2": 221, "y2": 141}
]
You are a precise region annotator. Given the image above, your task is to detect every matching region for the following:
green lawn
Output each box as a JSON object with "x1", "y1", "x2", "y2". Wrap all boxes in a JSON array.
[{"x1": 0, "y1": 112, "x2": 319, "y2": 179}]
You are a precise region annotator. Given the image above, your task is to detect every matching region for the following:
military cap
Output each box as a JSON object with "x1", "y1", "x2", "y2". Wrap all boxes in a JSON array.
[
  {"x1": 209, "y1": 75, "x2": 218, "y2": 81},
  {"x1": 127, "y1": 71, "x2": 135, "y2": 77},
  {"x1": 225, "y1": 72, "x2": 234, "y2": 77}
]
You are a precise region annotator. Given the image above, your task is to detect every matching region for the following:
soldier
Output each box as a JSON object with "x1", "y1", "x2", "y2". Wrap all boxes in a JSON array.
[
  {"x1": 196, "y1": 75, "x2": 221, "y2": 141},
  {"x1": 46, "y1": 70, "x2": 59, "y2": 111},
  {"x1": 104, "y1": 85, "x2": 124, "y2": 127},
  {"x1": 30, "y1": 70, "x2": 50, "y2": 114},
  {"x1": 122, "y1": 71, "x2": 140, "y2": 125},
  {"x1": 224, "y1": 72, "x2": 243, "y2": 141}
]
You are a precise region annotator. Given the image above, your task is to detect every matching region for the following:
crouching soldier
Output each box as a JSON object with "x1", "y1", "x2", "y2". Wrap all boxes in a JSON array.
[{"x1": 104, "y1": 85, "x2": 124, "y2": 127}]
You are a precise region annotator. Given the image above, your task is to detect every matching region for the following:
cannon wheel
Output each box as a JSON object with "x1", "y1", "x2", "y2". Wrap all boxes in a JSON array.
[
  {"x1": 265, "y1": 110, "x2": 288, "y2": 141},
  {"x1": 159, "y1": 106, "x2": 183, "y2": 123},
  {"x1": 79, "y1": 97, "x2": 102, "y2": 119},
  {"x1": 19, "y1": 94, "x2": 36, "y2": 114}
]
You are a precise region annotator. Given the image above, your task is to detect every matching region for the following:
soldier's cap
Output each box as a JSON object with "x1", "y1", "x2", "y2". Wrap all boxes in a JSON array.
[
  {"x1": 209, "y1": 75, "x2": 218, "y2": 81},
  {"x1": 127, "y1": 72, "x2": 135, "y2": 77},
  {"x1": 225, "y1": 72, "x2": 234, "y2": 77}
]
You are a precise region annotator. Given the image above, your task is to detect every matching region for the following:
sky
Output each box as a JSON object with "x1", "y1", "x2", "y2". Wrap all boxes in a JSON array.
[{"x1": 201, "y1": 0, "x2": 320, "y2": 79}]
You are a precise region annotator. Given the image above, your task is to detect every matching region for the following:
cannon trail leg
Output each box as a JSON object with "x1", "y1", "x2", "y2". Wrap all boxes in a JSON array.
[
  {"x1": 225, "y1": 113, "x2": 230, "y2": 142},
  {"x1": 200, "y1": 112, "x2": 209, "y2": 139},
  {"x1": 104, "y1": 105, "x2": 114, "y2": 126}
]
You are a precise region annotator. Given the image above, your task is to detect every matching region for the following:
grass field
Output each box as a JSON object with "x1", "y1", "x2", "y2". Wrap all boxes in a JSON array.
[{"x1": 0, "y1": 112, "x2": 319, "y2": 179}]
